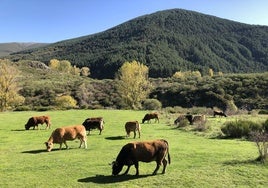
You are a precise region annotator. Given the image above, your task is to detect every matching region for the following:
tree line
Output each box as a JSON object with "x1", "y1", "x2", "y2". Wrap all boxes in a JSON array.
[{"x1": 1, "y1": 59, "x2": 267, "y2": 112}]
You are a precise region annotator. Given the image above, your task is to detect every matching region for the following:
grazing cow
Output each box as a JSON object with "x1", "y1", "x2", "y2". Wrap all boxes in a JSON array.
[
  {"x1": 44, "y1": 125, "x2": 87, "y2": 152},
  {"x1": 174, "y1": 114, "x2": 193, "y2": 125},
  {"x1": 213, "y1": 110, "x2": 227, "y2": 117},
  {"x1": 192, "y1": 115, "x2": 206, "y2": 125},
  {"x1": 125, "y1": 121, "x2": 141, "y2": 138},
  {"x1": 82, "y1": 117, "x2": 104, "y2": 135},
  {"x1": 112, "y1": 139, "x2": 171, "y2": 176},
  {"x1": 25, "y1": 116, "x2": 51, "y2": 130},
  {"x1": 142, "y1": 113, "x2": 159, "y2": 124},
  {"x1": 174, "y1": 114, "x2": 206, "y2": 125}
]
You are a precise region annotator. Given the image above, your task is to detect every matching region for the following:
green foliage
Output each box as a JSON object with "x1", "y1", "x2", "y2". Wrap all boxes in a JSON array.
[
  {"x1": 7, "y1": 9, "x2": 268, "y2": 79},
  {"x1": 142, "y1": 98, "x2": 162, "y2": 110},
  {"x1": 221, "y1": 120, "x2": 262, "y2": 138},
  {"x1": 55, "y1": 95, "x2": 77, "y2": 109}
]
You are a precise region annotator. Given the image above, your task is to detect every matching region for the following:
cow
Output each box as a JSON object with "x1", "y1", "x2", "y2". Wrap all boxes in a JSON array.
[
  {"x1": 192, "y1": 115, "x2": 206, "y2": 125},
  {"x1": 174, "y1": 114, "x2": 193, "y2": 125},
  {"x1": 111, "y1": 139, "x2": 171, "y2": 176},
  {"x1": 213, "y1": 110, "x2": 227, "y2": 117},
  {"x1": 125, "y1": 121, "x2": 141, "y2": 139},
  {"x1": 82, "y1": 117, "x2": 104, "y2": 135},
  {"x1": 44, "y1": 125, "x2": 87, "y2": 152},
  {"x1": 142, "y1": 113, "x2": 159, "y2": 124},
  {"x1": 25, "y1": 116, "x2": 51, "y2": 130},
  {"x1": 174, "y1": 114, "x2": 206, "y2": 125}
]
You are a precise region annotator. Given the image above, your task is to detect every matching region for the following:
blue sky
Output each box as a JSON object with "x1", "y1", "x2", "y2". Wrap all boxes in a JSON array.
[{"x1": 1, "y1": 0, "x2": 268, "y2": 43}]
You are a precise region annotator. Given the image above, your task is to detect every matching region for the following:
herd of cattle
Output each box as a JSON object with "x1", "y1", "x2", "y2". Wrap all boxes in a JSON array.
[{"x1": 23, "y1": 110, "x2": 226, "y2": 175}]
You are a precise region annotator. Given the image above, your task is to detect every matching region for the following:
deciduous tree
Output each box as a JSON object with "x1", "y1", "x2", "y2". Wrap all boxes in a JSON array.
[
  {"x1": 0, "y1": 60, "x2": 25, "y2": 111},
  {"x1": 116, "y1": 60, "x2": 151, "y2": 109}
]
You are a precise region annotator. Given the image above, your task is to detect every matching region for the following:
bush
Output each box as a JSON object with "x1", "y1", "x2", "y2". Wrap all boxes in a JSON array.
[
  {"x1": 142, "y1": 99, "x2": 162, "y2": 110},
  {"x1": 259, "y1": 110, "x2": 268, "y2": 115},
  {"x1": 221, "y1": 120, "x2": 262, "y2": 138},
  {"x1": 263, "y1": 119, "x2": 268, "y2": 133}
]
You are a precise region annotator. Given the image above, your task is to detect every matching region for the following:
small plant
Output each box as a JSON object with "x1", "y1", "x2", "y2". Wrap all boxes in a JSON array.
[{"x1": 250, "y1": 131, "x2": 268, "y2": 163}]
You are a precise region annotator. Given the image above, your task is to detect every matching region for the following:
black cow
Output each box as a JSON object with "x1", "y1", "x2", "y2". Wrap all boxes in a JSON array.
[
  {"x1": 111, "y1": 139, "x2": 171, "y2": 176},
  {"x1": 82, "y1": 117, "x2": 104, "y2": 135}
]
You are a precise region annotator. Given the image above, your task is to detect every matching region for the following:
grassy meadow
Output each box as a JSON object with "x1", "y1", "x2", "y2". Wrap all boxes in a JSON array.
[{"x1": 0, "y1": 110, "x2": 267, "y2": 188}]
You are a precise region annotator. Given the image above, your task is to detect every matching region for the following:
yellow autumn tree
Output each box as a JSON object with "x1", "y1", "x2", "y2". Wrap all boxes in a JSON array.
[
  {"x1": 0, "y1": 59, "x2": 25, "y2": 111},
  {"x1": 49, "y1": 59, "x2": 60, "y2": 70},
  {"x1": 116, "y1": 60, "x2": 151, "y2": 109}
]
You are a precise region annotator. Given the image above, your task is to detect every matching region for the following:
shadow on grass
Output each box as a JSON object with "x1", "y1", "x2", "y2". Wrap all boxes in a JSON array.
[
  {"x1": 105, "y1": 136, "x2": 125, "y2": 140},
  {"x1": 223, "y1": 158, "x2": 260, "y2": 165},
  {"x1": 21, "y1": 148, "x2": 65, "y2": 154},
  {"x1": 22, "y1": 149, "x2": 47, "y2": 154},
  {"x1": 78, "y1": 174, "x2": 151, "y2": 184},
  {"x1": 11, "y1": 129, "x2": 26, "y2": 131}
]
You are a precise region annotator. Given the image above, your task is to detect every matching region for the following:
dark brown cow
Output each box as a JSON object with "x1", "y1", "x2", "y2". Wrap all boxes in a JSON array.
[
  {"x1": 174, "y1": 114, "x2": 193, "y2": 125},
  {"x1": 213, "y1": 110, "x2": 227, "y2": 117},
  {"x1": 25, "y1": 116, "x2": 51, "y2": 130},
  {"x1": 125, "y1": 121, "x2": 141, "y2": 138},
  {"x1": 174, "y1": 114, "x2": 206, "y2": 125},
  {"x1": 82, "y1": 117, "x2": 104, "y2": 135},
  {"x1": 44, "y1": 125, "x2": 87, "y2": 152},
  {"x1": 112, "y1": 139, "x2": 171, "y2": 176},
  {"x1": 142, "y1": 113, "x2": 159, "y2": 124}
]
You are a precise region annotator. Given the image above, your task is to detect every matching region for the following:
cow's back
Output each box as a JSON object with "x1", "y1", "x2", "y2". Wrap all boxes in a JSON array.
[
  {"x1": 52, "y1": 125, "x2": 86, "y2": 142},
  {"x1": 129, "y1": 140, "x2": 167, "y2": 162}
]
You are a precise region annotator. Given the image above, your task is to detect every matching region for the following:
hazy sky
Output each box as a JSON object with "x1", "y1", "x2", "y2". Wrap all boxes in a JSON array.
[{"x1": 1, "y1": 0, "x2": 268, "y2": 43}]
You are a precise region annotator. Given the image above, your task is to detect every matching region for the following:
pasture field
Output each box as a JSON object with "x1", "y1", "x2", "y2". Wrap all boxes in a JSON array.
[{"x1": 0, "y1": 110, "x2": 268, "y2": 188}]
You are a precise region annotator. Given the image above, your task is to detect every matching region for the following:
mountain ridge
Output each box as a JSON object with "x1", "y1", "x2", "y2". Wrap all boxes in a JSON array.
[{"x1": 5, "y1": 9, "x2": 268, "y2": 78}]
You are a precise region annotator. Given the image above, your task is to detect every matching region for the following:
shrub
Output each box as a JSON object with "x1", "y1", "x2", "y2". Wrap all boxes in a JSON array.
[
  {"x1": 263, "y1": 119, "x2": 268, "y2": 133},
  {"x1": 55, "y1": 95, "x2": 77, "y2": 109},
  {"x1": 221, "y1": 120, "x2": 262, "y2": 138},
  {"x1": 142, "y1": 99, "x2": 162, "y2": 110},
  {"x1": 250, "y1": 131, "x2": 268, "y2": 163},
  {"x1": 259, "y1": 110, "x2": 268, "y2": 115}
]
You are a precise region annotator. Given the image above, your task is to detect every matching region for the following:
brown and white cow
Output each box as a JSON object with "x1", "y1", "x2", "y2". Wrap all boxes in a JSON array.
[
  {"x1": 112, "y1": 139, "x2": 171, "y2": 176},
  {"x1": 125, "y1": 121, "x2": 141, "y2": 139},
  {"x1": 44, "y1": 125, "x2": 87, "y2": 152},
  {"x1": 142, "y1": 113, "x2": 159, "y2": 124},
  {"x1": 82, "y1": 117, "x2": 104, "y2": 135},
  {"x1": 25, "y1": 116, "x2": 51, "y2": 130}
]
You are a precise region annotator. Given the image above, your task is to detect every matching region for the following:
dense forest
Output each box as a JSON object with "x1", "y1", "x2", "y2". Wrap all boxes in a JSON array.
[{"x1": 6, "y1": 9, "x2": 268, "y2": 79}]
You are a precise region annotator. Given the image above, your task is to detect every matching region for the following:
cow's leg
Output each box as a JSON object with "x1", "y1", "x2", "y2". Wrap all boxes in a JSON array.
[
  {"x1": 161, "y1": 158, "x2": 168, "y2": 174},
  {"x1": 59, "y1": 143, "x2": 63, "y2": 150},
  {"x1": 123, "y1": 165, "x2": 131, "y2": 175},
  {"x1": 153, "y1": 161, "x2": 161, "y2": 175},
  {"x1": 63, "y1": 141, "x2": 68, "y2": 149},
  {"x1": 133, "y1": 131, "x2": 136, "y2": 138},
  {"x1": 138, "y1": 130, "x2": 140, "y2": 138},
  {"x1": 134, "y1": 162, "x2": 139, "y2": 176}
]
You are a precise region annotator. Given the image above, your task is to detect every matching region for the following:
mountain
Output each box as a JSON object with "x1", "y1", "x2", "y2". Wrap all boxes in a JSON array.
[
  {"x1": 0, "y1": 42, "x2": 48, "y2": 57},
  {"x1": 6, "y1": 9, "x2": 268, "y2": 79}
]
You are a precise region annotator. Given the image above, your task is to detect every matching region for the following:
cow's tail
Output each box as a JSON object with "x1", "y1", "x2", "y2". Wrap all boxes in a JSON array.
[{"x1": 162, "y1": 139, "x2": 171, "y2": 164}]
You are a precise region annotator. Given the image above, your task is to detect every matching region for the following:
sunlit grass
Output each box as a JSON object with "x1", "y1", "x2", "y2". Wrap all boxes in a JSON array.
[{"x1": 0, "y1": 110, "x2": 267, "y2": 187}]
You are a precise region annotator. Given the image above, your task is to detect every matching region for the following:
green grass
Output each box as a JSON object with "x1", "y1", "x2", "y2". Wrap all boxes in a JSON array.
[{"x1": 0, "y1": 110, "x2": 267, "y2": 187}]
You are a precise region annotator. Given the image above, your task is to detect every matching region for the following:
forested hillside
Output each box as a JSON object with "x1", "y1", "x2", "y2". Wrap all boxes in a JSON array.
[{"x1": 7, "y1": 9, "x2": 268, "y2": 79}]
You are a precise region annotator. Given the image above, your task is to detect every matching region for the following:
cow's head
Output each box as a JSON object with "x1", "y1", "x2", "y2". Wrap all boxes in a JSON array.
[
  {"x1": 25, "y1": 124, "x2": 30, "y2": 130},
  {"x1": 45, "y1": 142, "x2": 53, "y2": 152},
  {"x1": 111, "y1": 161, "x2": 123, "y2": 176}
]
